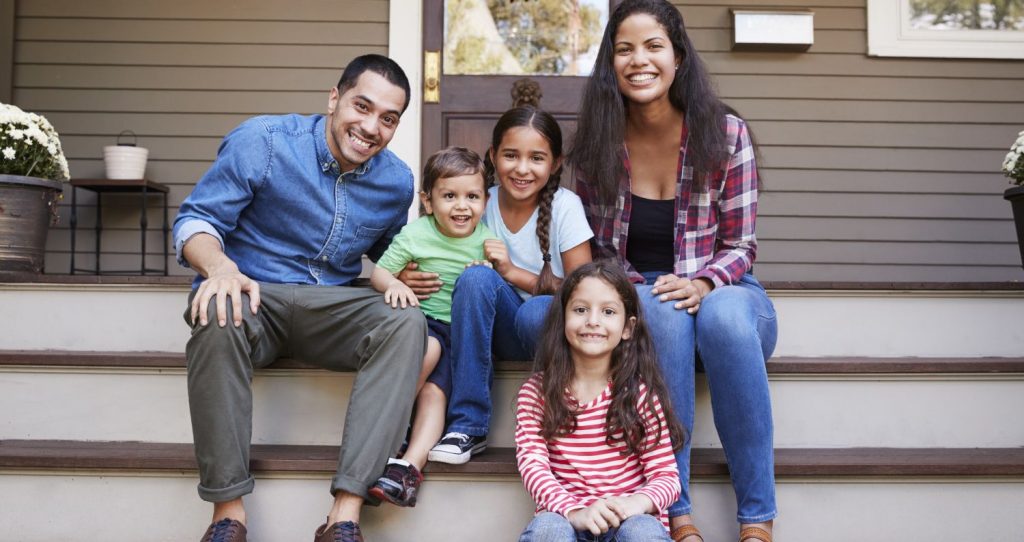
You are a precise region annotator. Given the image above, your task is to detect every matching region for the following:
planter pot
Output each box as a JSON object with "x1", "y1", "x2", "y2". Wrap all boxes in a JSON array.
[
  {"x1": 0, "y1": 174, "x2": 64, "y2": 275},
  {"x1": 1005, "y1": 185, "x2": 1024, "y2": 271}
]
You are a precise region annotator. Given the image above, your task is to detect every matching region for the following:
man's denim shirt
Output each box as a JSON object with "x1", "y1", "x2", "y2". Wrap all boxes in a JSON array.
[{"x1": 172, "y1": 114, "x2": 414, "y2": 288}]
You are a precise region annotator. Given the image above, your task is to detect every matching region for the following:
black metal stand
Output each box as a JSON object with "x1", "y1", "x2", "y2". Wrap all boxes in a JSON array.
[{"x1": 68, "y1": 178, "x2": 170, "y2": 275}]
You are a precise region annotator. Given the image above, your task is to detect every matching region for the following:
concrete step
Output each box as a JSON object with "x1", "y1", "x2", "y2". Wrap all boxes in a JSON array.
[
  {"x1": 3, "y1": 351, "x2": 1023, "y2": 449},
  {"x1": 3, "y1": 280, "x2": 1024, "y2": 357},
  {"x1": 2, "y1": 440, "x2": 1023, "y2": 542}
]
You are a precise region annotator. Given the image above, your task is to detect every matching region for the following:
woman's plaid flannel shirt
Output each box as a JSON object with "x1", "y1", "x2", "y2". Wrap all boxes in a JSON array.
[{"x1": 573, "y1": 114, "x2": 758, "y2": 288}]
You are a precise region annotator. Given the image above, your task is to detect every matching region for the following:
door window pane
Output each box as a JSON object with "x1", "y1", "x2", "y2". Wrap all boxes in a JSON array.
[{"x1": 444, "y1": 0, "x2": 609, "y2": 75}]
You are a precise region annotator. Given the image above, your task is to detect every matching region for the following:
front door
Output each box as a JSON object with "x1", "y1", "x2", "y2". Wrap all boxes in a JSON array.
[{"x1": 421, "y1": 0, "x2": 615, "y2": 161}]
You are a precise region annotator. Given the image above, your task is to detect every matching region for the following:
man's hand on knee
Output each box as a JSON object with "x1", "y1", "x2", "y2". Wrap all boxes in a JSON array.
[{"x1": 191, "y1": 270, "x2": 261, "y2": 328}]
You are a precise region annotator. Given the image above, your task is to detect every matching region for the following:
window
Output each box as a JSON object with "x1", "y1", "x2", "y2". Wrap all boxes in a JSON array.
[
  {"x1": 444, "y1": 0, "x2": 609, "y2": 75},
  {"x1": 867, "y1": 0, "x2": 1024, "y2": 59}
]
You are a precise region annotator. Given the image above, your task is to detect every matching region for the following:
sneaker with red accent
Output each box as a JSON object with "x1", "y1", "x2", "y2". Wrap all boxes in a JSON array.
[
  {"x1": 313, "y1": 519, "x2": 363, "y2": 542},
  {"x1": 368, "y1": 458, "x2": 423, "y2": 507}
]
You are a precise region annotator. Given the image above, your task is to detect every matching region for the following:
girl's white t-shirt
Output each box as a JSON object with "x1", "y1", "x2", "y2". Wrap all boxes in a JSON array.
[{"x1": 483, "y1": 186, "x2": 594, "y2": 299}]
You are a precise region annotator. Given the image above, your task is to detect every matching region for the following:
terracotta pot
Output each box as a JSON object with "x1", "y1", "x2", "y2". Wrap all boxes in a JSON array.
[
  {"x1": 1004, "y1": 185, "x2": 1024, "y2": 271},
  {"x1": 0, "y1": 174, "x2": 64, "y2": 275}
]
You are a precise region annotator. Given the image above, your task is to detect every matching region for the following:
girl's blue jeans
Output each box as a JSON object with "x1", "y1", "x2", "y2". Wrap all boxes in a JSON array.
[
  {"x1": 445, "y1": 265, "x2": 533, "y2": 437},
  {"x1": 516, "y1": 273, "x2": 779, "y2": 524},
  {"x1": 519, "y1": 512, "x2": 672, "y2": 542}
]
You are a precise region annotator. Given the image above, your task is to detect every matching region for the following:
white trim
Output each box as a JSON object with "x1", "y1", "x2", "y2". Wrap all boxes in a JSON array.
[
  {"x1": 388, "y1": 2, "x2": 424, "y2": 221},
  {"x1": 867, "y1": 0, "x2": 1024, "y2": 59}
]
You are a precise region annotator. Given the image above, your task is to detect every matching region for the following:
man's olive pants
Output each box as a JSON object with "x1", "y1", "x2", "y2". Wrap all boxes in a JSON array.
[{"x1": 184, "y1": 283, "x2": 426, "y2": 503}]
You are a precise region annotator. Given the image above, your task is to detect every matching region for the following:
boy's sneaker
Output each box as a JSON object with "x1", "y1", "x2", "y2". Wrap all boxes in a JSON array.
[
  {"x1": 368, "y1": 458, "x2": 423, "y2": 507},
  {"x1": 427, "y1": 432, "x2": 487, "y2": 465}
]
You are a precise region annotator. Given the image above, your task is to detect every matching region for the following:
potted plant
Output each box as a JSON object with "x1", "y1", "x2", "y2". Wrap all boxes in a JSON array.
[
  {"x1": 0, "y1": 102, "x2": 70, "y2": 275},
  {"x1": 1003, "y1": 129, "x2": 1024, "y2": 270}
]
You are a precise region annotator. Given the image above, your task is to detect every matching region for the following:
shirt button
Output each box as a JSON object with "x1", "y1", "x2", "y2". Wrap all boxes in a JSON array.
[{"x1": 321, "y1": 256, "x2": 328, "y2": 262}]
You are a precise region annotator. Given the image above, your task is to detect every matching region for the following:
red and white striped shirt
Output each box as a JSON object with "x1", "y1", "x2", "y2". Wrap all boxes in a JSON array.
[{"x1": 514, "y1": 373, "x2": 680, "y2": 528}]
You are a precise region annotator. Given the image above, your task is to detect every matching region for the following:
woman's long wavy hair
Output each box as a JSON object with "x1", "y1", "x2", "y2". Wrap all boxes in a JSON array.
[
  {"x1": 534, "y1": 260, "x2": 685, "y2": 455},
  {"x1": 483, "y1": 103, "x2": 564, "y2": 295},
  {"x1": 570, "y1": 0, "x2": 732, "y2": 205}
]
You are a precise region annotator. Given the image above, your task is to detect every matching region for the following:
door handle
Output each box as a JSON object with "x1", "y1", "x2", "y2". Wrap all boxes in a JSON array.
[{"x1": 424, "y1": 50, "x2": 440, "y2": 103}]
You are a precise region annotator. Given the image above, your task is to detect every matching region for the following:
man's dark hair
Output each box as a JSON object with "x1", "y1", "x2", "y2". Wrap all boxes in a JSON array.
[{"x1": 336, "y1": 54, "x2": 411, "y2": 113}]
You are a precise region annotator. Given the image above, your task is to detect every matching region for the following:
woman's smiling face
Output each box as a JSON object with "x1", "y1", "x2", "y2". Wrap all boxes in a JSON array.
[{"x1": 612, "y1": 12, "x2": 680, "y2": 107}]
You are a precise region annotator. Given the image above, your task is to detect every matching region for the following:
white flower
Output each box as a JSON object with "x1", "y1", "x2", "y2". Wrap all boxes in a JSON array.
[{"x1": 0, "y1": 102, "x2": 70, "y2": 180}]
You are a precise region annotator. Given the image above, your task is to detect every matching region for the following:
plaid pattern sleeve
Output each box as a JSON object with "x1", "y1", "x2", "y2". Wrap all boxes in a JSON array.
[
  {"x1": 573, "y1": 167, "x2": 646, "y2": 284},
  {"x1": 690, "y1": 115, "x2": 758, "y2": 287},
  {"x1": 572, "y1": 115, "x2": 759, "y2": 287}
]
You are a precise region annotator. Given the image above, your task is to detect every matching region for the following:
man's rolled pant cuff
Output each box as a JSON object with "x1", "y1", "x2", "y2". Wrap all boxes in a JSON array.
[
  {"x1": 198, "y1": 476, "x2": 255, "y2": 503},
  {"x1": 331, "y1": 474, "x2": 375, "y2": 505}
]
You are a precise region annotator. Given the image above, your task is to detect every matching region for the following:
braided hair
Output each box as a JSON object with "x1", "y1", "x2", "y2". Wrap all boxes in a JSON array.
[{"x1": 483, "y1": 80, "x2": 564, "y2": 295}]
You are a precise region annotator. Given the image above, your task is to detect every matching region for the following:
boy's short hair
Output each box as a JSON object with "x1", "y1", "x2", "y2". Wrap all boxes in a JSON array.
[{"x1": 421, "y1": 146, "x2": 487, "y2": 195}]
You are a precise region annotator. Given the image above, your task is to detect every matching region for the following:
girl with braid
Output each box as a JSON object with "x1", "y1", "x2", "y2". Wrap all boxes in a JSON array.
[{"x1": 412, "y1": 100, "x2": 595, "y2": 465}]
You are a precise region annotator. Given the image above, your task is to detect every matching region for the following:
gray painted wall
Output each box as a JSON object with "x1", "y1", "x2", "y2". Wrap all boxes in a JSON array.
[
  {"x1": 10, "y1": 0, "x2": 389, "y2": 275},
  {"x1": 676, "y1": 0, "x2": 1024, "y2": 281},
  {"x1": 9, "y1": 0, "x2": 1024, "y2": 281}
]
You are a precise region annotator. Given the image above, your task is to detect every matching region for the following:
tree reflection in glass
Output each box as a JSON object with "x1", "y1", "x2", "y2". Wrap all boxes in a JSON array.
[
  {"x1": 445, "y1": 0, "x2": 608, "y2": 76},
  {"x1": 910, "y1": 0, "x2": 1024, "y2": 30}
]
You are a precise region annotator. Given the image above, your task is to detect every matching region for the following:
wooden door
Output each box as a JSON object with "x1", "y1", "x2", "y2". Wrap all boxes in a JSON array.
[{"x1": 421, "y1": 0, "x2": 616, "y2": 161}]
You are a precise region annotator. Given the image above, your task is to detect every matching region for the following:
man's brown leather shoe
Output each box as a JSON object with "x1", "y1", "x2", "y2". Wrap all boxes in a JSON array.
[
  {"x1": 200, "y1": 518, "x2": 247, "y2": 542},
  {"x1": 314, "y1": 519, "x2": 364, "y2": 542}
]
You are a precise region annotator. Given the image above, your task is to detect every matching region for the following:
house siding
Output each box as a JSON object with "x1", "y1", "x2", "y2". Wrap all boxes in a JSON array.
[
  {"x1": 10, "y1": 0, "x2": 389, "y2": 275},
  {"x1": 675, "y1": 0, "x2": 1024, "y2": 281},
  {"x1": 9, "y1": 0, "x2": 1024, "y2": 281}
]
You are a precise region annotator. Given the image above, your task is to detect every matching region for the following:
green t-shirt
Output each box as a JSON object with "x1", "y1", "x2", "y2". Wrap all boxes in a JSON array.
[{"x1": 376, "y1": 215, "x2": 496, "y2": 323}]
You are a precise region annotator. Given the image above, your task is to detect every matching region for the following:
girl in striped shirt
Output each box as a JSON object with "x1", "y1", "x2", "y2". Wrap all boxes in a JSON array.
[{"x1": 515, "y1": 261, "x2": 685, "y2": 541}]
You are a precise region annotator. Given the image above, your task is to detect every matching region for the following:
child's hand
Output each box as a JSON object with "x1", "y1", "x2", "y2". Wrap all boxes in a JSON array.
[
  {"x1": 483, "y1": 239, "x2": 513, "y2": 275},
  {"x1": 465, "y1": 259, "x2": 493, "y2": 269},
  {"x1": 567, "y1": 500, "x2": 621, "y2": 535},
  {"x1": 603, "y1": 494, "x2": 654, "y2": 521},
  {"x1": 384, "y1": 281, "x2": 419, "y2": 309}
]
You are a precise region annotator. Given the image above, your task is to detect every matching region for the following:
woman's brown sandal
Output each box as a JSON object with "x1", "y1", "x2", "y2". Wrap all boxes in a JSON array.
[
  {"x1": 670, "y1": 524, "x2": 704, "y2": 542},
  {"x1": 739, "y1": 526, "x2": 773, "y2": 542}
]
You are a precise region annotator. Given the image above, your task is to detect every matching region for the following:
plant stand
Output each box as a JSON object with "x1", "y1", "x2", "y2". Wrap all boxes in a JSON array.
[
  {"x1": 1004, "y1": 185, "x2": 1024, "y2": 271},
  {"x1": 0, "y1": 175, "x2": 64, "y2": 276},
  {"x1": 68, "y1": 178, "x2": 170, "y2": 275}
]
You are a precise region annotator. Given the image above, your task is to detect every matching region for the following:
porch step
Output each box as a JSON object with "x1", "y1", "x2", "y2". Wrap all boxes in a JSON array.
[
  {"x1": 4, "y1": 440, "x2": 1023, "y2": 477},
  {"x1": 3, "y1": 351, "x2": 1023, "y2": 448},
  {"x1": 3, "y1": 281, "x2": 1023, "y2": 357},
  {"x1": 2, "y1": 440, "x2": 1022, "y2": 542}
]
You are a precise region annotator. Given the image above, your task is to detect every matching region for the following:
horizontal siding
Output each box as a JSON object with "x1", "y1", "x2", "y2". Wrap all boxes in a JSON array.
[
  {"x1": 675, "y1": 0, "x2": 1024, "y2": 281},
  {"x1": 16, "y1": 1, "x2": 389, "y2": 20},
  {"x1": 14, "y1": 0, "x2": 389, "y2": 276},
  {"x1": 14, "y1": 0, "x2": 1024, "y2": 281}
]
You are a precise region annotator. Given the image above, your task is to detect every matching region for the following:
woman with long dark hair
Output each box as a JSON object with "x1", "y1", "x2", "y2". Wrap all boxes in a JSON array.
[{"x1": 518, "y1": 1, "x2": 778, "y2": 540}]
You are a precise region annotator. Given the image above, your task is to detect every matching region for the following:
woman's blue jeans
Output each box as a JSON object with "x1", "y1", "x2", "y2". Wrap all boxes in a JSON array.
[
  {"x1": 519, "y1": 512, "x2": 672, "y2": 542},
  {"x1": 445, "y1": 265, "x2": 533, "y2": 437},
  {"x1": 517, "y1": 273, "x2": 778, "y2": 524}
]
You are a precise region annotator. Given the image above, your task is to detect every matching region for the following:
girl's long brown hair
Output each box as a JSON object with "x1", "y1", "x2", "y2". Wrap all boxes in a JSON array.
[
  {"x1": 483, "y1": 104, "x2": 564, "y2": 296},
  {"x1": 533, "y1": 260, "x2": 685, "y2": 455}
]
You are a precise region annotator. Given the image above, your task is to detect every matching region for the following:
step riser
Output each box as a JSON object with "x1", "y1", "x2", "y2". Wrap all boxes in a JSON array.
[
  {"x1": 2, "y1": 471, "x2": 1021, "y2": 541},
  {"x1": 5, "y1": 369, "x2": 1022, "y2": 448},
  {"x1": 3, "y1": 286, "x2": 1024, "y2": 357},
  {"x1": 0, "y1": 286, "x2": 189, "y2": 352}
]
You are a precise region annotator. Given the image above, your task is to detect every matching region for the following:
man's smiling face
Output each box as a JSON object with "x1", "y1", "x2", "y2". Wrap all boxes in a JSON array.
[{"x1": 326, "y1": 70, "x2": 406, "y2": 173}]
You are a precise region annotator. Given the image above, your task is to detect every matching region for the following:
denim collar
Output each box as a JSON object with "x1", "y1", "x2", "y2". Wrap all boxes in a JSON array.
[{"x1": 315, "y1": 115, "x2": 371, "y2": 177}]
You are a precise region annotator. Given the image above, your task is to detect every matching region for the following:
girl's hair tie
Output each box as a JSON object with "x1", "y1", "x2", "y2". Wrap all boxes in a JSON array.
[{"x1": 542, "y1": 253, "x2": 552, "y2": 262}]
